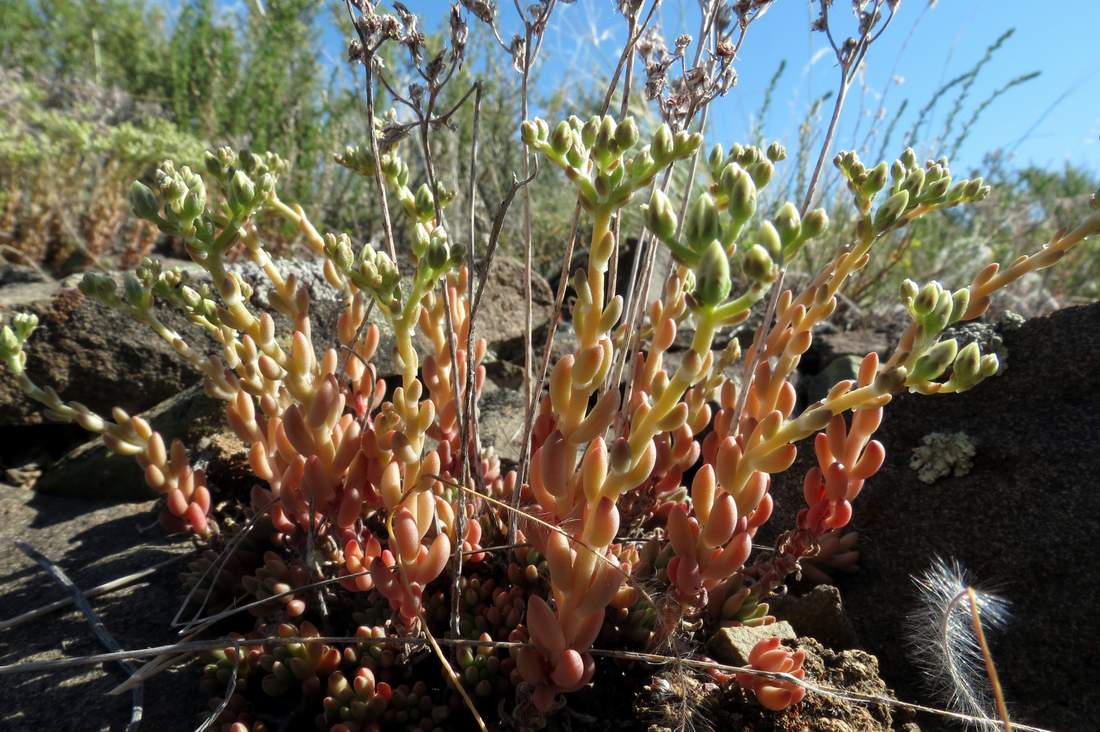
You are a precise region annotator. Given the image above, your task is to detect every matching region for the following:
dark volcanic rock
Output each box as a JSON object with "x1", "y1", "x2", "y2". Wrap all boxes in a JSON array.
[
  {"x1": 32, "y1": 384, "x2": 245, "y2": 500},
  {"x1": 0, "y1": 278, "x2": 204, "y2": 428},
  {"x1": 770, "y1": 301, "x2": 1100, "y2": 731}
]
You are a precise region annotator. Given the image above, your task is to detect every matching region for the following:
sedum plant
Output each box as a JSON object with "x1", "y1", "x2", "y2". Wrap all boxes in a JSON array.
[{"x1": 3, "y1": 105, "x2": 1100, "y2": 728}]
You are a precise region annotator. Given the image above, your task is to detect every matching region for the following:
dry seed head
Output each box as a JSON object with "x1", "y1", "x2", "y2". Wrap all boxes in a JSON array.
[{"x1": 907, "y1": 557, "x2": 1011, "y2": 730}]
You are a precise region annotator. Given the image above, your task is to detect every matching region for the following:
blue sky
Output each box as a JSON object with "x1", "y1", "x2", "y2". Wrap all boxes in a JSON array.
[{"x1": 315, "y1": 0, "x2": 1100, "y2": 175}]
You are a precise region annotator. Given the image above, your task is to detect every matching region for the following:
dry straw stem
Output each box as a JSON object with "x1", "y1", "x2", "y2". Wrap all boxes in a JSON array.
[
  {"x1": 0, "y1": 633, "x2": 1053, "y2": 732},
  {"x1": 15, "y1": 542, "x2": 144, "y2": 732},
  {"x1": 732, "y1": 0, "x2": 897, "y2": 433},
  {"x1": 0, "y1": 553, "x2": 187, "y2": 631},
  {"x1": 381, "y1": 481, "x2": 487, "y2": 732},
  {"x1": 964, "y1": 587, "x2": 1012, "y2": 732},
  {"x1": 193, "y1": 639, "x2": 239, "y2": 732},
  {"x1": 171, "y1": 497, "x2": 279, "y2": 631}
]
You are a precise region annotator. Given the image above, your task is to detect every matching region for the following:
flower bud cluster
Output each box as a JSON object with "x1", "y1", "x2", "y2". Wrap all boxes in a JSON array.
[
  {"x1": 834, "y1": 148, "x2": 990, "y2": 237},
  {"x1": 522, "y1": 115, "x2": 701, "y2": 211}
]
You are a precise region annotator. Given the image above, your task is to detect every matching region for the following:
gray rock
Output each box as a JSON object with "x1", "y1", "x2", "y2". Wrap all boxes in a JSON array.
[
  {"x1": 768, "y1": 584, "x2": 859, "y2": 650},
  {"x1": 803, "y1": 354, "x2": 863, "y2": 405},
  {"x1": 470, "y1": 256, "x2": 555, "y2": 346},
  {"x1": 707, "y1": 620, "x2": 796, "y2": 666},
  {"x1": 0, "y1": 483, "x2": 201, "y2": 731},
  {"x1": 769, "y1": 301, "x2": 1100, "y2": 731},
  {"x1": 476, "y1": 387, "x2": 528, "y2": 467},
  {"x1": 0, "y1": 278, "x2": 205, "y2": 428},
  {"x1": 33, "y1": 384, "x2": 244, "y2": 500}
]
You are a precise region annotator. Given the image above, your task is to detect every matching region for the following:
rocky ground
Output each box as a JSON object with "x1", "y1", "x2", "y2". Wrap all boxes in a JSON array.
[{"x1": 1, "y1": 257, "x2": 1093, "y2": 731}]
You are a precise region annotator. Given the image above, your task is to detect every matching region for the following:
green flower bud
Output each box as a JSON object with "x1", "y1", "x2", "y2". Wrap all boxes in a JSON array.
[
  {"x1": 921, "y1": 175, "x2": 950, "y2": 203},
  {"x1": 130, "y1": 182, "x2": 159, "y2": 220},
  {"x1": 595, "y1": 115, "x2": 617, "y2": 154},
  {"x1": 414, "y1": 184, "x2": 435, "y2": 221},
  {"x1": 180, "y1": 285, "x2": 203, "y2": 309},
  {"x1": 749, "y1": 159, "x2": 774, "y2": 188},
  {"x1": 720, "y1": 164, "x2": 756, "y2": 223},
  {"x1": 426, "y1": 237, "x2": 450, "y2": 270},
  {"x1": 773, "y1": 202, "x2": 801, "y2": 247},
  {"x1": 566, "y1": 134, "x2": 587, "y2": 167},
  {"x1": 411, "y1": 223, "x2": 432, "y2": 258},
  {"x1": 802, "y1": 208, "x2": 829, "y2": 239},
  {"x1": 257, "y1": 173, "x2": 276, "y2": 198},
  {"x1": 123, "y1": 272, "x2": 151, "y2": 310},
  {"x1": 203, "y1": 150, "x2": 224, "y2": 178},
  {"x1": 757, "y1": 221, "x2": 782, "y2": 259},
  {"x1": 238, "y1": 149, "x2": 262, "y2": 174},
  {"x1": 743, "y1": 244, "x2": 776, "y2": 283},
  {"x1": 913, "y1": 282, "x2": 941, "y2": 317},
  {"x1": 229, "y1": 170, "x2": 255, "y2": 210},
  {"x1": 953, "y1": 342, "x2": 982, "y2": 382},
  {"x1": 902, "y1": 167, "x2": 926, "y2": 197},
  {"x1": 675, "y1": 131, "x2": 704, "y2": 157},
  {"x1": 873, "y1": 189, "x2": 910, "y2": 231},
  {"x1": 900, "y1": 278, "x2": 919, "y2": 302},
  {"x1": 582, "y1": 116, "x2": 601, "y2": 148},
  {"x1": 0, "y1": 326, "x2": 18, "y2": 361},
  {"x1": 325, "y1": 234, "x2": 354, "y2": 273},
  {"x1": 900, "y1": 147, "x2": 917, "y2": 168},
  {"x1": 550, "y1": 121, "x2": 573, "y2": 156},
  {"x1": 980, "y1": 353, "x2": 1000, "y2": 378},
  {"x1": 652, "y1": 124, "x2": 674, "y2": 162},
  {"x1": 964, "y1": 177, "x2": 984, "y2": 199},
  {"x1": 381, "y1": 153, "x2": 401, "y2": 181},
  {"x1": 862, "y1": 162, "x2": 889, "y2": 195},
  {"x1": 181, "y1": 191, "x2": 204, "y2": 220},
  {"x1": 520, "y1": 120, "x2": 540, "y2": 146},
  {"x1": 766, "y1": 141, "x2": 787, "y2": 162},
  {"x1": 911, "y1": 338, "x2": 958, "y2": 382},
  {"x1": 79, "y1": 272, "x2": 117, "y2": 302},
  {"x1": 627, "y1": 147, "x2": 655, "y2": 181},
  {"x1": 924, "y1": 291, "x2": 953, "y2": 334},
  {"x1": 684, "y1": 193, "x2": 720, "y2": 251},
  {"x1": 645, "y1": 190, "x2": 677, "y2": 243},
  {"x1": 694, "y1": 242, "x2": 732, "y2": 307},
  {"x1": 949, "y1": 289, "x2": 971, "y2": 323},
  {"x1": 614, "y1": 118, "x2": 639, "y2": 151},
  {"x1": 708, "y1": 144, "x2": 725, "y2": 175},
  {"x1": 11, "y1": 313, "x2": 38, "y2": 341}
]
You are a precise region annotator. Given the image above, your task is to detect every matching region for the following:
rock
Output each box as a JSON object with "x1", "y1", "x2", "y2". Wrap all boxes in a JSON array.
[
  {"x1": 34, "y1": 384, "x2": 245, "y2": 500},
  {"x1": 801, "y1": 327, "x2": 890, "y2": 375},
  {"x1": 696, "y1": 636, "x2": 913, "y2": 731},
  {"x1": 708, "y1": 621, "x2": 797, "y2": 666},
  {"x1": 482, "y1": 358, "x2": 526, "y2": 392},
  {"x1": 476, "y1": 387, "x2": 528, "y2": 467},
  {"x1": 0, "y1": 263, "x2": 50, "y2": 286},
  {"x1": 770, "y1": 301, "x2": 1100, "y2": 732},
  {"x1": 496, "y1": 321, "x2": 579, "y2": 372},
  {"x1": 803, "y1": 354, "x2": 863, "y2": 404},
  {"x1": 784, "y1": 638, "x2": 912, "y2": 731},
  {"x1": 471, "y1": 256, "x2": 555, "y2": 346},
  {"x1": 768, "y1": 585, "x2": 858, "y2": 650},
  {"x1": 0, "y1": 483, "x2": 202, "y2": 731},
  {"x1": 0, "y1": 278, "x2": 205, "y2": 428}
]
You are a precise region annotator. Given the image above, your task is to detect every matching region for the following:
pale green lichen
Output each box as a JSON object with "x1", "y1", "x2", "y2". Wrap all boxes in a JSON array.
[{"x1": 910, "y1": 431, "x2": 976, "y2": 484}]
